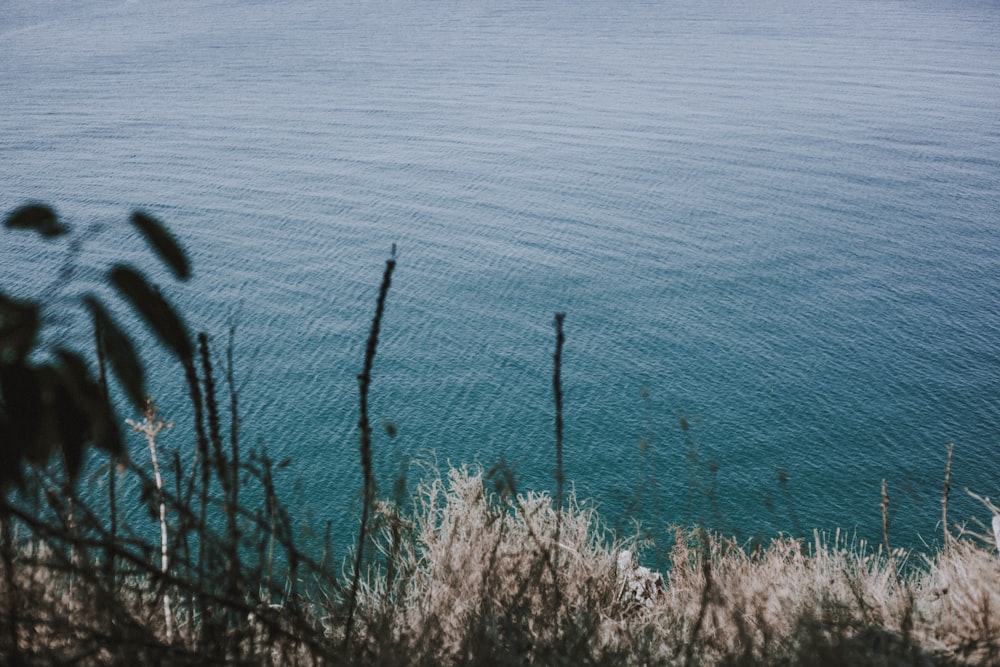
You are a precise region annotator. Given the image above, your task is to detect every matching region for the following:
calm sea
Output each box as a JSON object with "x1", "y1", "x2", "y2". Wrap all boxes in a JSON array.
[{"x1": 2, "y1": 0, "x2": 998, "y2": 552}]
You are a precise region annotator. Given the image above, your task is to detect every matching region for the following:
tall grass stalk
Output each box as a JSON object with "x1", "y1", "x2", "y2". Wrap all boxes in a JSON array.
[
  {"x1": 684, "y1": 528, "x2": 714, "y2": 667},
  {"x1": 881, "y1": 479, "x2": 901, "y2": 585},
  {"x1": 552, "y1": 311, "x2": 565, "y2": 626},
  {"x1": 93, "y1": 311, "x2": 119, "y2": 575},
  {"x1": 198, "y1": 332, "x2": 241, "y2": 615},
  {"x1": 179, "y1": 351, "x2": 211, "y2": 647},
  {"x1": 942, "y1": 443, "x2": 953, "y2": 551},
  {"x1": 226, "y1": 322, "x2": 241, "y2": 558},
  {"x1": 344, "y1": 250, "x2": 396, "y2": 652}
]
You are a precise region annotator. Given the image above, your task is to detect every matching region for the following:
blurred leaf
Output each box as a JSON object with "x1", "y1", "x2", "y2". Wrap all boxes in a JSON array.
[
  {"x1": 3, "y1": 203, "x2": 69, "y2": 238},
  {"x1": 0, "y1": 362, "x2": 42, "y2": 450},
  {"x1": 54, "y1": 349, "x2": 123, "y2": 458},
  {"x1": 109, "y1": 264, "x2": 192, "y2": 362},
  {"x1": 4, "y1": 364, "x2": 64, "y2": 468},
  {"x1": 85, "y1": 295, "x2": 146, "y2": 410},
  {"x1": 54, "y1": 380, "x2": 87, "y2": 480},
  {"x1": 130, "y1": 211, "x2": 191, "y2": 281},
  {"x1": 0, "y1": 293, "x2": 40, "y2": 364},
  {"x1": 0, "y1": 413, "x2": 25, "y2": 489}
]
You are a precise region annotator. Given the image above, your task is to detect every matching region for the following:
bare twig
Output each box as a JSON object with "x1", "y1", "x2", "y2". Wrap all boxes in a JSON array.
[
  {"x1": 126, "y1": 399, "x2": 175, "y2": 641},
  {"x1": 552, "y1": 312, "x2": 565, "y2": 624},
  {"x1": 345, "y1": 249, "x2": 396, "y2": 652},
  {"x1": 226, "y1": 322, "x2": 240, "y2": 554},
  {"x1": 942, "y1": 443, "x2": 954, "y2": 551},
  {"x1": 93, "y1": 311, "x2": 118, "y2": 572},
  {"x1": 882, "y1": 479, "x2": 901, "y2": 585}
]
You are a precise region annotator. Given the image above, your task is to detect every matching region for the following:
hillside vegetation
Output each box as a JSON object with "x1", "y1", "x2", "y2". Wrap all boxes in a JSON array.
[{"x1": 1, "y1": 206, "x2": 998, "y2": 665}]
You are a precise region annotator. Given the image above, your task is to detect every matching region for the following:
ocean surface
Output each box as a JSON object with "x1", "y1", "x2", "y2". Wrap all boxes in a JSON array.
[{"x1": 2, "y1": 0, "x2": 998, "y2": 554}]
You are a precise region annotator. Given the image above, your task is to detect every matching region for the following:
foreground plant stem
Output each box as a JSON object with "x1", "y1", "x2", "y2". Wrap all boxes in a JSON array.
[
  {"x1": 127, "y1": 399, "x2": 174, "y2": 642},
  {"x1": 552, "y1": 312, "x2": 565, "y2": 625},
  {"x1": 344, "y1": 249, "x2": 396, "y2": 652}
]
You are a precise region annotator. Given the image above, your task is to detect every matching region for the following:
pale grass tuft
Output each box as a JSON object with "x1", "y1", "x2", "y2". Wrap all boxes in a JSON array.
[
  {"x1": 919, "y1": 538, "x2": 1000, "y2": 664},
  {"x1": 346, "y1": 469, "x2": 1000, "y2": 666},
  {"x1": 351, "y1": 465, "x2": 632, "y2": 664},
  {"x1": 4, "y1": 461, "x2": 999, "y2": 665}
]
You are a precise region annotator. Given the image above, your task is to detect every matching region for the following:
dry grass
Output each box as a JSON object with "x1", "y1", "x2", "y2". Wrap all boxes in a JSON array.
[
  {"x1": 345, "y1": 465, "x2": 629, "y2": 665},
  {"x1": 2, "y1": 463, "x2": 999, "y2": 665},
  {"x1": 338, "y1": 466, "x2": 1000, "y2": 666}
]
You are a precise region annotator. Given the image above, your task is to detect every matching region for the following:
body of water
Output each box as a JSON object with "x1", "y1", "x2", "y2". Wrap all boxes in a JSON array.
[{"x1": 2, "y1": 0, "x2": 999, "y2": 552}]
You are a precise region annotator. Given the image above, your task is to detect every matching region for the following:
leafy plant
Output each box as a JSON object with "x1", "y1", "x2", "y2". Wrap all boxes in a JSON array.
[{"x1": 0, "y1": 203, "x2": 192, "y2": 487}]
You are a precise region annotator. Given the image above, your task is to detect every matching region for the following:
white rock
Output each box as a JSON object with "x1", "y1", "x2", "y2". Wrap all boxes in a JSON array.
[{"x1": 617, "y1": 549, "x2": 663, "y2": 608}]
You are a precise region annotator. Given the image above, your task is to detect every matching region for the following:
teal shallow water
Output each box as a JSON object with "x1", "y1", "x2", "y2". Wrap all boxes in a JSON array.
[{"x1": 2, "y1": 0, "x2": 999, "y2": 551}]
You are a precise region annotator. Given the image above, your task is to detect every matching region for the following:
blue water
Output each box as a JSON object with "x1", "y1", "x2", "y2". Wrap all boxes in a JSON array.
[{"x1": 2, "y1": 0, "x2": 999, "y2": 552}]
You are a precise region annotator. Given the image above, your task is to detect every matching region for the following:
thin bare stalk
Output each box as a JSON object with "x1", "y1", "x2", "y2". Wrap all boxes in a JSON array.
[
  {"x1": 344, "y1": 250, "x2": 396, "y2": 652},
  {"x1": 684, "y1": 528, "x2": 714, "y2": 667},
  {"x1": 198, "y1": 334, "x2": 228, "y2": 492},
  {"x1": 263, "y1": 454, "x2": 277, "y2": 598},
  {"x1": 126, "y1": 398, "x2": 175, "y2": 642},
  {"x1": 179, "y1": 352, "x2": 210, "y2": 648},
  {"x1": 942, "y1": 443, "x2": 954, "y2": 551},
  {"x1": 93, "y1": 313, "x2": 118, "y2": 574},
  {"x1": 226, "y1": 322, "x2": 240, "y2": 552},
  {"x1": 66, "y1": 493, "x2": 76, "y2": 601},
  {"x1": 199, "y1": 331, "x2": 244, "y2": 658},
  {"x1": 198, "y1": 334, "x2": 240, "y2": 603},
  {"x1": 552, "y1": 312, "x2": 565, "y2": 622},
  {"x1": 882, "y1": 479, "x2": 901, "y2": 585}
]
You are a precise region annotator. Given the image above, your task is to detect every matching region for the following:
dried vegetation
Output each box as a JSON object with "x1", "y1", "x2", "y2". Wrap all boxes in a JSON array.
[{"x1": 2, "y1": 461, "x2": 999, "y2": 666}]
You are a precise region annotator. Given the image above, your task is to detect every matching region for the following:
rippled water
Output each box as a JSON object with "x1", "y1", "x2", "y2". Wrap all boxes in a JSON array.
[{"x1": 3, "y1": 0, "x2": 999, "y2": 551}]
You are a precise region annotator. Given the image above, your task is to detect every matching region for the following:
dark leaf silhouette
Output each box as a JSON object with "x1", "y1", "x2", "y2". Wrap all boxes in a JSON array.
[
  {"x1": 130, "y1": 210, "x2": 191, "y2": 281},
  {"x1": 1, "y1": 204, "x2": 187, "y2": 485},
  {"x1": 54, "y1": 381, "x2": 87, "y2": 480},
  {"x1": 85, "y1": 295, "x2": 146, "y2": 410},
  {"x1": 0, "y1": 293, "x2": 40, "y2": 363},
  {"x1": 0, "y1": 413, "x2": 25, "y2": 488},
  {"x1": 3, "y1": 203, "x2": 69, "y2": 238},
  {"x1": 0, "y1": 362, "x2": 43, "y2": 459},
  {"x1": 109, "y1": 264, "x2": 192, "y2": 362},
  {"x1": 54, "y1": 349, "x2": 123, "y2": 458}
]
